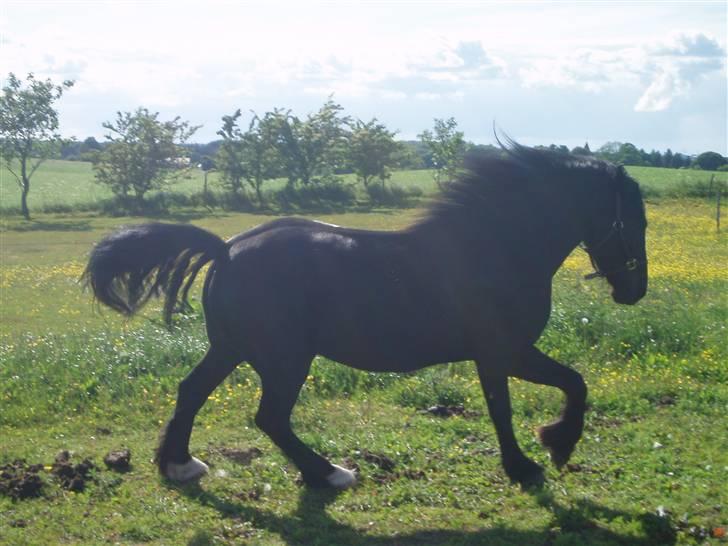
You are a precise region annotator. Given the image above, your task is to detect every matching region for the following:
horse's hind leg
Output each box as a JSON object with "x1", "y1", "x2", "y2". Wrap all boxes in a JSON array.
[
  {"x1": 253, "y1": 355, "x2": 356, "y2": 489},
  {"x1": 157, "y1": 346, "x2": 240, "y2": 481},
  {"x1": 512, "y1": 346, "x2": 587, "y2": 468}
]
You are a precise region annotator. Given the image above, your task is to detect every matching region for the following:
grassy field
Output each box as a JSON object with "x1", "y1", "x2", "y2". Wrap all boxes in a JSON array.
[
  {"x1": 0, "y1": 160, "x2": 438, "y2": 214},
  {"x1": 1, "y1": 159, "x2": 726, "y2": 214},
  {"x1": 0, "y1": 161, "x2": 727, "y2": 544}
]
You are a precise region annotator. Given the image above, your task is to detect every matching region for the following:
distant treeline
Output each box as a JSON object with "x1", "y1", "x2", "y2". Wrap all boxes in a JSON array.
[{"x1": 59, "y1": 135, "x2": 724, "y2": 171}]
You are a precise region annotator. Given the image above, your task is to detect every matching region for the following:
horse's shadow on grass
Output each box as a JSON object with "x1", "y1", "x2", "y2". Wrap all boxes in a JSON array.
[{"x1": 174, "y1": 481, "x2": 676, "y2": 546}]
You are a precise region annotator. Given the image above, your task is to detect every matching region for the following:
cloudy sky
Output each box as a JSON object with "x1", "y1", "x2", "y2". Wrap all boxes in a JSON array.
[{"x1": 2, "y1": 1, "x2": 726, "y2": 154}]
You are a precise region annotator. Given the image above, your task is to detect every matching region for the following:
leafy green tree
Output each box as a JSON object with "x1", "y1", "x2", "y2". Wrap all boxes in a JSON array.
[
  {"x1": 395, "y1": 141, "x2": 427, "y2": 169},
  {"x1": 347, "y1": 118, "x2": 402, "y2": 188},
  {"x1": 616, "y1": 143, "x2": 645, "y2": 166},
  {"x1": 418, "y1": 118, "x2": 467, "y2": 188},
  {"x1": 80, "y1": 136, "x2": 102, "y2": 155},
  {"x1": 596, "y1": 141, "x2": 622, "y2": 162},
  {"x1": 92, "y1": 108, "x2": 198, "y2": 206},
  {"x1": 649, "y1": 149, "x2": 663, "y2": 167},
  {"x1": 216, "y1": 109, "x2": 281, "y2": 203},
  {"x1": 270, "y1": 99, "x2": 351, "y2": 187},
  {"x1": 0, "y1": 72, "x2": 74, "y2": 219},
  {"x1": 596, "y1": 142, "x2": 646, "y2": 166},
  {"x1": 673, "y1": 153, "x2": 691, "y2": 169},
  {"x1": 216, "y1": 111, "x2": 248, "y2": 195},
  {"x1": 693, "y1": 151, "x2": 726, "y2": 171}
]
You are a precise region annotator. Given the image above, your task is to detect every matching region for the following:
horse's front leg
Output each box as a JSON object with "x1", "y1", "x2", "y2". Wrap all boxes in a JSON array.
[
  {"x1": 511, "y1": 346, "x2": 588, "y2": 468},
  {"x1": 476, "y1": 363, "x2": 544, "y2": 485}
]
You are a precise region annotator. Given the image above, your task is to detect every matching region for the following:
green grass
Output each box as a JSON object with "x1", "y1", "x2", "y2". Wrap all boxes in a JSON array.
[
  {"x1": 0, "y1": 159, "x2": 436, "y2": 214},
  {"x1": 0, "y1": 318, "x2": 725, "y2": 544},
  {"x1": 2, "y1": 159, "x2": 726, "y2": 215},
  {"x1": 1, "y1": 193, "x2": 726, "y2": 544}
]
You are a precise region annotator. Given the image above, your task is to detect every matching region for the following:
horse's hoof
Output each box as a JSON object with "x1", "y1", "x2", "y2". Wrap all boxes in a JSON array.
[
  {"x1": 326, "y1": 464, "x2": 357, "y2": 489},
  {"x1": 538, "y1": 422, "x2": 576, "y2": 469},
  {"x1": 504, "y1": 457, "x2": 544, "y2": 487},
  {"x1": 165, "y1": 456, "x2": 209, "y2": 482}
]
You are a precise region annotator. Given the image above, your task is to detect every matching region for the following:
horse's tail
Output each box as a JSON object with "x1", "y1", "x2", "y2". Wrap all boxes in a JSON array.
[{"x1": 82, "y1": 222, "x2": 227, "y2": 325}]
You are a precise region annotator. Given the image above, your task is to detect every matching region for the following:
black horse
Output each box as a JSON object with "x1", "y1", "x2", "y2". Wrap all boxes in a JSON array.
[{"x1": 84, "y1": 142, "x2": 647, "y2": 488}]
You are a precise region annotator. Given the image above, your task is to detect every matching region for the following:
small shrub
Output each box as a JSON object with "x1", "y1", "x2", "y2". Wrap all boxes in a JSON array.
[
  {"x1": 365, "y1": 183, "x2": 423, "y2": 207},
  {"x1": 273, "y1": 178, "x2": 356, "y2": 212},
  {"x1": 216, "y1": 190, "x2": 256, "y2": 212},
  {"x1": 666, "y1": 178, "x2": 717, "y2": 198}
]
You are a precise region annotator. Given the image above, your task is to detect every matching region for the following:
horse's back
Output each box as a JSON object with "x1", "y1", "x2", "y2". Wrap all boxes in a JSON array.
[{"x1": 204, "y1": 218, "x2": 470, "y2": 369}]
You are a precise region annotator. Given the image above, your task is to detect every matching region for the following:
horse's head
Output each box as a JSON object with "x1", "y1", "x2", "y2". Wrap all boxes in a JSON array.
[{"x1": 582, "y1": 166, "x2": 647, "y2": 305}]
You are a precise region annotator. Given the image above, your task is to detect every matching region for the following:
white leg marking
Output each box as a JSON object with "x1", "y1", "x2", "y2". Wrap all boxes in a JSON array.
[
  {"x1": 166, "y1": 456, "x2": 209, "y2": 482},
  {"x1": 326, "y1": 464, "x2": 356, "y2": 489}
]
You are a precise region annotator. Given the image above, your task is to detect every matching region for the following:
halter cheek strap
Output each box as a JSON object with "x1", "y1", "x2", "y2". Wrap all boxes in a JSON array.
[{"x1": 581, "y1": 188, "x2": 642, "y2": 280}]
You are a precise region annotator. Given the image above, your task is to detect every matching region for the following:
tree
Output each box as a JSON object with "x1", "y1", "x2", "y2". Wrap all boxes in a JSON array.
[
  {"x1": 347, "y1": 118, "x2": 401, "y2": 187},
  {"x1": 0, "y1": 72, "x2": 74, "y2": 219},
  {"x1": 215, "y1": 111, "x2": 248, "y2": 195},
  {"x1": 418, "y1": 118, "x2": 467, "y2": 188},
  {"x1": 547, "y1": 144, "x2": 570, "y2": 155},
  {"x1": 596, "y1": 142, "x2": 645, "y2": 166},
  {"x1": 672, "y1": 153, "x2": 690, "y2": 169},
  {"x1": 595, "y1": 141, "x2": 622, "y2": 162},
  {"x1": 571, "y1": 142, "x2": 592, "y2": 156},
  {"x1": 270, "y1": 99, "x2": 351, "y2": 187},
  {"x1": 616, "y1": 143, "x2": 645, "y2": 166},
  {"x1": 93, "y1": 108, "x2": 198, "y2": 206},
  {"x1": 693, "y1": 151, "x2": 727, "y2": 171},
  {"x1": 216, "y1": 109, "x2": 281, "y2": 203},
  {"x1": 648, "y1": 149, "x2": 663, "y2": 168}
]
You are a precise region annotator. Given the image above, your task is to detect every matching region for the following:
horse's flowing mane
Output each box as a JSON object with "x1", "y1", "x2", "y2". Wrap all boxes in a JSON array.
[{"x1": 422, "y1": 140, "x2": 629, "y2": 223}]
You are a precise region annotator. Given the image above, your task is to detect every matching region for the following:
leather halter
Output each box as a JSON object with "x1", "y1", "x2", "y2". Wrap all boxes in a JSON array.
[{"x1": 580, "y1": 187, "x2": 641, "y2": 280}]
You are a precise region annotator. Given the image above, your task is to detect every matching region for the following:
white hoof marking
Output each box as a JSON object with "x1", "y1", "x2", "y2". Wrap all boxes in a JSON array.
[
  {"x1": 166, "y1": 456, "x2": 209, "y2": 482},
  {"x1": 326, "y1": 464, "x2": 356, "y2": 489}
]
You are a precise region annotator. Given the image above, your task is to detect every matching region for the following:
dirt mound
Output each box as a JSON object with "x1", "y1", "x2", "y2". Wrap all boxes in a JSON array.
[
  {"x1": 0, "y1": 460, "x2": 45, "y2": 500},
  {"x1": 103, "y1": 448, "x2": 132, "y2": 472},
  {"x1": 51, "y1": 450, "x2": 98, "y2": 492},
  {"x1": 360, "y1": 449, "x2": 396, "y2": 472}
]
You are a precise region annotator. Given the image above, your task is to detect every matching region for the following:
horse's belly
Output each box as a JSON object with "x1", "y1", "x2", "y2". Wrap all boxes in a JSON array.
[{"x1": 317, "y1": 329, "x2": 467, "y2": 373}]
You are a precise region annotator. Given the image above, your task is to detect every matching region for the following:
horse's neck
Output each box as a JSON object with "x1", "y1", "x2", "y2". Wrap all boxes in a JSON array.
[
  {"x1": 415, "y1": 181, "x2": 594, "y2": 280},
  {"x1": 495, "y1": 186, "x2": 586, "y2": 280}
]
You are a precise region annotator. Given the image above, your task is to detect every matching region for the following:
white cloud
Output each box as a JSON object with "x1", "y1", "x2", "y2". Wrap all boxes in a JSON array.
[
  {"x1": 407, "y1": 40, "x2": 506, "y2": 82},
  {"x1": 634, "y1": 72, "x2": 680, "y2": 112},
  {"x1": 635, "y1": 32, "x2": 724, "y2": 112},
  {"x1": 520, "y1": 49, "x2": 622, "y2": 92},
  {"x1": 1, "y1": 2, "x2": 724, "y2": 152},
  {"x1": 650, "y1": 31, "x2": 725, "y2": 57},
  {"x1": 518, "y1": 32, "x2": 725, "y2": 112}
]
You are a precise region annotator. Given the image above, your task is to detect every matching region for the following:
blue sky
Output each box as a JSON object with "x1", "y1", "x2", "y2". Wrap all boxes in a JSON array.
[{"x1": 2, "y1": 1, "x2": 726, "y2": 154}]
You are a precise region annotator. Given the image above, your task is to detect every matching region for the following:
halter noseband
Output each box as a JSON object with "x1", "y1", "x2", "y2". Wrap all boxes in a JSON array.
[{"x1": 580, "y1": 186, "x2": 641, "y2": 280}]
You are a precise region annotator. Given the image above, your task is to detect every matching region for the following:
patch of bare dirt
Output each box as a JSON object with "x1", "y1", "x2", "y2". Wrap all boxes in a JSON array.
[
  {"x1": 211, "y1": 446, "x2": 263, "y2": 466},
  {"x1": 51, "y1": 451, "x2": 98, "y2": 492},
  {"x1": 103, "y1": 448, "x2": 131, "y2": 472},
  {"x1": 0, "y1": 460, "x2": 44, "y2": 500}
]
